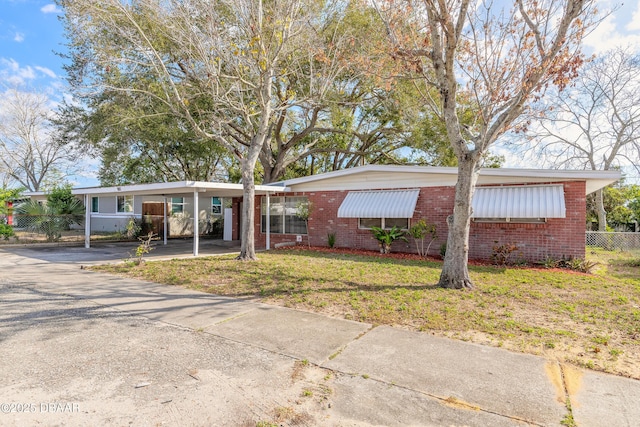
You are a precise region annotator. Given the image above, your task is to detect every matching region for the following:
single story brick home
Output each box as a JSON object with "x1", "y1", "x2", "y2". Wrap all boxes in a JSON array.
[
  {"x1": 24, "y1": 165, "x2": 620, "y2": 261},
  {"x1": 257, "y1": 165, "x2": 620, "y2": 262}
]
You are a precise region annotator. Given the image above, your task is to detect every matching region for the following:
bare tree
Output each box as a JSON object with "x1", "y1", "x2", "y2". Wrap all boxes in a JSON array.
[
  {"x1": 375, "y1": 0, "x2": 599, "y2": 288},
  {"x1": 0, "y1": 88, "x2": 78, "y2": 191},
  {"x1": 60, "y1": 0, "x2": 342, "y2": 260},
  {"x1": 521, "y1": 48, "x2": 640, "y2": 230}
]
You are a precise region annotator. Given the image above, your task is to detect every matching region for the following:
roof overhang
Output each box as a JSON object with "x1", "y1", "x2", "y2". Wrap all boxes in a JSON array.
[
  {"x1": 271, "y1": 165, "x2": 621, "y2": 195},
  {"x1": 26, "y1": 181, "x2": 287, "y2": 198}
]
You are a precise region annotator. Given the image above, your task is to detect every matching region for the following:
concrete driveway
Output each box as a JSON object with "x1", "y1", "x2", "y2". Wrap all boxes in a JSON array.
[
  {"x1": 1, "y1": 244, "x2": 639, "y2": 426},
  {"x1": 2, "y1": 238, "x2": 241, "y2": 264}
]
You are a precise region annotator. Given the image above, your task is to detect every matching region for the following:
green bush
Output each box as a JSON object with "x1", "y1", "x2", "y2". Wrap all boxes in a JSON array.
[
  {"x1": 439, "y1": 243, "x2": 447, "y2": 258},
  {"x1": 408, "y1": 219, "x2": 437, "y2": 257},
  {"x1": 327, "y1": 232, "x2": 336, "y2": 248},
  {"x1": 370, "y1": 226, "x2": 407, "y2": 254},
  {"x1": 16, "y1": 198, "x2": 84, "y2": 242},
  {"x1": 0, "y1": 223, "x2": 14, "y2": 240}
]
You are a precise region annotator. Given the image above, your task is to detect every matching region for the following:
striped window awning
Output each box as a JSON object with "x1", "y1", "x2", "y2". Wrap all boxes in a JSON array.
[
  {"x1": 472, "y1": 185, "x2": 566, "y2": 218},
  {"x1": 337, "y1": 189, "x2": 420, "y2": 218}
]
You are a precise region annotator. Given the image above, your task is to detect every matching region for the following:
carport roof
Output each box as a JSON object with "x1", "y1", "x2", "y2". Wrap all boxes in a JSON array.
[{"x1": 28, "y1": 181, "x2": 287, "y2": 198}]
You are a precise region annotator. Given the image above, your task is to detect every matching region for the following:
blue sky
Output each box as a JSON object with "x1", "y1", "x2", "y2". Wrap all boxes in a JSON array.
[
  {"x1": 1, "y1": 0, "x2": 639, "y2": 186},
  {"x1": 0, "y1": 1, "x2": 65, "y2": 91}
]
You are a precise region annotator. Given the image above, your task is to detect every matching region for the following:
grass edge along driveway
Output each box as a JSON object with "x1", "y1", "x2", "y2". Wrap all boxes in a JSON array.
[{"x1": 93, "y1": 247, "x2": 640, "y2": 380}]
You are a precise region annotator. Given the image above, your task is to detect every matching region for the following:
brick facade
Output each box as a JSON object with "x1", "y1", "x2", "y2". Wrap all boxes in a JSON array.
[{"x1": 237, "y1": 180, "x2": 587, "y2": 262}]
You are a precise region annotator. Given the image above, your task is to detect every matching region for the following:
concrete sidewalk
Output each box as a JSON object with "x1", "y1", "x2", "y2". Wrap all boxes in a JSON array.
[{"x1": 1, "y1": 245, "x2": 639, "y2": 426}]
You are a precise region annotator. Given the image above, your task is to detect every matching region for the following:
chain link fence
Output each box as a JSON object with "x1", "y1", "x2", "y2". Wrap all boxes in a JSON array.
[
  {"x1": 586, "y1": 231, "x2": 640, "y2": 251},
  {"x1": 1, "y1": 214, "x2": 87, "y2": 244}
]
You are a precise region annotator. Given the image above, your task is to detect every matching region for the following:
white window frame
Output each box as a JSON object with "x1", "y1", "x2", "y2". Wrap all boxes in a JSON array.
[
  {"x1": 472, "y1": 218, "x2": 547, "y2": 224},
  {"x1": 91, "y1": 197, "x2": 99, "y2": 213},
  {"x1": 211, "y1": 197, "x2": 223, "y2": 215},
  {"x1": 171, "y1": 197, "x2": 185, "y2": 214},
  {"x1": 358, "y1": 218, "x2": 410, "y2": 230},
  {"x1": 116, "y1": 195, "x2": 134, "y2": 214},
  {"x1": 260, "y1": 196, "x2": 308, "y2": 235}
]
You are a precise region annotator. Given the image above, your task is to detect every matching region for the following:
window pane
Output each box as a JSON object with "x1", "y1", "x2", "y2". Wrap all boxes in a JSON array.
[
  {"x1": 359, "y1": 218, "x2": 381, "y2": 229},
  {"x1": 285, "y1": 215, "x2": 307, "y2": 234},
  {"x1": 261, "y1": 197, "x2": 284, "y2": 233},
  {"x1": 262, "y1": 213, "x2": 284, "y2": 233},
  {"x1": 211, "y1": 197, "x2": 222, "y2": 215},
  {"x1": 261, "y1": 197, "x2": 283, "y2": 215},
  {"x1": 284, "y1": 196, "x2": 308, "y2": 234},
  {"x1": 117, "y1": 195, "x2": 133, "y2": 213},
  {"x1": 91, "y1": 197, "x2": 99, "y2": 213},
  {"x1": 212, "y1": 205, "x2": 221, "y2": 214},
  {"x1": 473, "y1": 218, "x2": 547, "y2": 223},
  {"x1": 385, "y1": 218, "x2": 409, "y2": 229},
  {"x1": 509, "y1": 218, "x2": 546, "y2": 223},
  {"x1": 171, "y1": 197, "x2": 184, "y2": 214}
]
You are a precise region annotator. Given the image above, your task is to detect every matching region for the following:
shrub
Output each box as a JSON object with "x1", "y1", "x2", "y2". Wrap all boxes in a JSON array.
[
  {"x1": 439, "y1": 243, "x2": 447, "y2": 258},
  {"x1": 491, "y1": 242, "x2": 520, "y2": 265},
  {"x1": 125, "y1": 217, "x2": 143, "y2": 239},
  {"x1": 537, "y1": 255, "x2": 598, "y2": 273},
  {"x1": 408, "y1": 219, "x2": 437, "y2": 257},
  {"x1": 128, "y1": 232, "x2": 156, "y2": 265},
  {"x1": 327, "y1": 232, "x2": 336, "y2": 248},
  {"x1": 0, "y1": 223, "x2": 14, "y2": 240},
  {"x1": 370, "y1": 226, "x2": 407, "y2": 254},
  {"x1": 16, "y1": 198, "x2": 84, "y2": 242},
  {"x1": 296, "y1": 200, "x2": 312, "y2": 248}
]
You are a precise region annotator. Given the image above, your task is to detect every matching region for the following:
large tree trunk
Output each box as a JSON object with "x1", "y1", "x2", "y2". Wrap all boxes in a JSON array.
[
  {"x1": 438, "y1": 158, "x2": 479, "y2": 289},
  {"x1": 237, "y1": 158, "x2": 257, "y2": 261},
  {"x1": 596, "y1": 188, "x2": 607, "y2": 231}
]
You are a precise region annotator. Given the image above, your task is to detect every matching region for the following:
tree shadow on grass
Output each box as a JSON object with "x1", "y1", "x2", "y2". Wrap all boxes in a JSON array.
[{"x1": 270, "y1": 247, "x2": 509, "y2": 275}]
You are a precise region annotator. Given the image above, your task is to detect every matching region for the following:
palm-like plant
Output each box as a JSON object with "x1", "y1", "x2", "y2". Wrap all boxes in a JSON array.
[
  {"x1": 370, "y1": 226, "x2": 408, "y2": 254},
  {"x1": 16, "y1": 198, "x2": 84, "y2": 242}
]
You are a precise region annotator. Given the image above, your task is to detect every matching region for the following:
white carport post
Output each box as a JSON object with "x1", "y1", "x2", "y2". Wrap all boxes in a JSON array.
[
  {"x1": 266, "y1": 192, "x2": 270, "y2": 250},
  {"x1": 163, "y1": 196, "x2": 168, "y2": 246},
  {"x1": 193, "y1": 190, "x2": 199, "y2": 256},
  {"x1": 84, "y1": 194, "x2": 91, "y2": 249}
]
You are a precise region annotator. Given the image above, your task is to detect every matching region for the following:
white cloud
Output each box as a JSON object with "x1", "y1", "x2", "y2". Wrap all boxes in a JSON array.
[
  {"x1": 40, "y1": 4, "x2": 61, "y2": 14},
  {"x1": 0, "y1": 58, "x2": 36, "y2": 86},
  {"x1": 626, "y1": 0, "x2": 640, "y2": 31},
  {"x1": 34, "y1": 66, "x2": 57, "y2": 79},
  {"x1": 584, "y1": 1, "x2": 640, "y2": 53},
  {"x1": 13, "y1": 32, "x2": 24, "y2": 42}
]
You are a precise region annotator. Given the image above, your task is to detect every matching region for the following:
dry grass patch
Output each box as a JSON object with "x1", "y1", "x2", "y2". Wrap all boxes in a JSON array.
[{"x1": 93, "y1": 248, "x2": 640, "y2": 379}]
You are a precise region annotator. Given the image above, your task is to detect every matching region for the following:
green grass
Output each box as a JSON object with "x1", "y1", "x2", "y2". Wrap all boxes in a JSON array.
[{"x1": 92, "y1": 247, "x2": 640, "y2": 378}]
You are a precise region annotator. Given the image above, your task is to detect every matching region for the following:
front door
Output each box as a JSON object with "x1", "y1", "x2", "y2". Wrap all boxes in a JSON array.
[{"x1": 141, "y1": 202, "x2": 166, "y2": 237}]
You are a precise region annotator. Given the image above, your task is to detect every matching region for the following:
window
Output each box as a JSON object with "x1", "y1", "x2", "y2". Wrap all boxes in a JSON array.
[
  {"x1": 472, "y1": 218, "x2": 547, "y2": 224},
  {"x1": 91, "y1": 197, "x2": 99, "y2": 213},
  {"x1": 117, "y1": 195, "x2": 133, "y2": 213},
  {"x1": 359, "y1": 218, "x2": 409, "y2": 230},
  {"x1": 261, "y1": 196, "x2": 308, "y2": 234},
  {"x1": 171, "y1": 197, "x2": 185, "y2": 214},
  {"x1": 211, "y1": 197, "x2": 222, "y2": 215}
]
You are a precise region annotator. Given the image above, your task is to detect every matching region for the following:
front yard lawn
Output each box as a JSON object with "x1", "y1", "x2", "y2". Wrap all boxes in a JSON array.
[{"x1": 93, "y1": 247, "x2": 640, "y2": 379}]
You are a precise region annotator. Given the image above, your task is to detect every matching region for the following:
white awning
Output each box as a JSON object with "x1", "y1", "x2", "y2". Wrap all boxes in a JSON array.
[
  {"x1": 472, "y1": 185, "x2": 566, "y2": 218},
  {"x1": 337, "y1": 189, "x2": 420, "y2": 218}
]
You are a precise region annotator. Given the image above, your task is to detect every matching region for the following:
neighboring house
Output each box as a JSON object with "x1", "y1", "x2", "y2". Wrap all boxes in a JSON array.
[
  {"x1": 254, "y1": 165, "x2": 620, "y2": 262},
  {"x1": 23, "y1": 165, "x2": 620, "y2": 261}
]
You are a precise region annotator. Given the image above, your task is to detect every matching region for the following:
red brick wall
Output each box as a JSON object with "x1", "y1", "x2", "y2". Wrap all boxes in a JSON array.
[
  {"x1": 468, "y1": 181, "x2": 586, "y2": 261},
  {"x1": 245, "y1": 181, "x2": 587, "y2": 262}
]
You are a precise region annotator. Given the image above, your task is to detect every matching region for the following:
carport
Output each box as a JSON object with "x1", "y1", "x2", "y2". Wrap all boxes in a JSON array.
[{"x1": 72, "y1": 181, "x2": 287, "y2": 256}]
